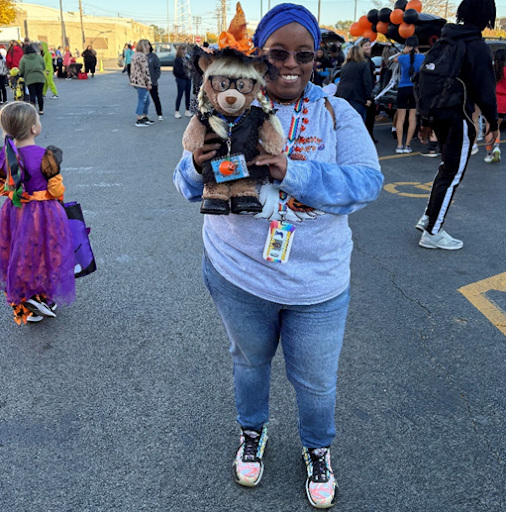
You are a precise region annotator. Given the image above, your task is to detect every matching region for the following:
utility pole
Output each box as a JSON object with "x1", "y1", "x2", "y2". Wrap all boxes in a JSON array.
[
  {"x1": 318, "y1": 0, "x2": 321, "y2": 24},
  {"x1": 59, "y1": 0, "x2": 66, "y2": 48},
  {"x1": 444, "y1": 0, "x2": 449, "y2": 20},
  {"x1": 167, "y1": 0, "x2": 170, "y2": 41},
  {"x1": 78, "y1": 0, "x2": 85, "y2": 47},
  {"x1": 194, "y1": 16, "x2": 202, "y2": 41},
  {"x1": 221, "y1": 0, "x2": 227, "y2": 33}
]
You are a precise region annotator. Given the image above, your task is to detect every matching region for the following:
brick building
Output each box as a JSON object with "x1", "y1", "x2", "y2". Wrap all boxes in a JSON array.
[{"x1": 1, "y1": 3, "x2": 154, "y2": 59}]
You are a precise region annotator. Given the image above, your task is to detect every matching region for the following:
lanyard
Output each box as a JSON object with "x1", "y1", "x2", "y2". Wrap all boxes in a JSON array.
[{"x1": 216, "y1": 112, "x2": 245, "y2": 156}]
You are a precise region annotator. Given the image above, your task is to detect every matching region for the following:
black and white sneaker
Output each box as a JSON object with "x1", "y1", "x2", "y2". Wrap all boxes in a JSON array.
[
  {"x1": 143, "y1": 117, "x2": 155, "y2": 125},
  {"x1": 24, "y1": 297, "x2": 56, "y2": 318},
  {"x1": 27, "y1": 314, "x2": 44, "y2": 323},
  {"x1": 135, "y1": 119, "x2": 149, "y2": 127}
]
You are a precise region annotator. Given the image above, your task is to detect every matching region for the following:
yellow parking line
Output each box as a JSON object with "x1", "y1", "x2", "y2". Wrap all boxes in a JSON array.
[{"x1": 458, "y1": 273, "x2": 506, "y2": 337}]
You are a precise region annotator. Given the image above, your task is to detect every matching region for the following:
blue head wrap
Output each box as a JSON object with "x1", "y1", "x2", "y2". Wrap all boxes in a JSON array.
[{"x1": 253, "y1": 3, "x2": 322, "y2": 51}]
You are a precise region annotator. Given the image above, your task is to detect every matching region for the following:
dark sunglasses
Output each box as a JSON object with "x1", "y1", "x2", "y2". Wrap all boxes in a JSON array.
[
  {"x1": 263, "y1": 48, "x2": 316, "y2": 64},
  {"x1": 208, "y1": 75, "x2": 257, "y2": 94}
]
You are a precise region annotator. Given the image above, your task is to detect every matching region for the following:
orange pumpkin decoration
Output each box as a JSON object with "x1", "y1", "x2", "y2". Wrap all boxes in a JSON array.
[
  {"x1": 390, "y1": 8, "x2": 405, "y2": 25},
  {"x1": 219, "y1": 160, "x2": 236, "y2": 175},
  {"x1": 376, "y1": 21, "x2": 390, "y2": 34},
  {"x1": 350, "y1": 22, "x2": 363, "y2": 37},
  {"x1": 398, "y1": 22, "x2": 415, "y2": 38},
  {"x1": 406, "y1": 0, "x2": 422, "y2": 13}
]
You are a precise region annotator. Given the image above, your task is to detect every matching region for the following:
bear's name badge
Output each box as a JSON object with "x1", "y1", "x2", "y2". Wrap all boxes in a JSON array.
[
  {"x1": 211, "y1": 153, "x2": 249, "y2": 183},
  {"x1": 263, "y1": 220, "x2": 296, "y2": 264}
]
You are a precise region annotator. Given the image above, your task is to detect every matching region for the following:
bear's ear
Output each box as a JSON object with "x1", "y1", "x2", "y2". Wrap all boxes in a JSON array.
[
  {"x1": 198, "y1": 54, "x2": 214, "y2": 73},
  {"x1": 253, "y1": 59, "x2": 269, "y2": 76}
]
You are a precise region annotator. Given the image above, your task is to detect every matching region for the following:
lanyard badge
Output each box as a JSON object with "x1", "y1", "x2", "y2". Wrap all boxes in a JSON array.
[{"x1": 211, "y1": 113, "x2": 250, "y2": 183}]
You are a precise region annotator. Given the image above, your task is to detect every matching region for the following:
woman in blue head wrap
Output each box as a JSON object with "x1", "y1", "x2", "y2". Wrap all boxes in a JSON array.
[{"x1": 174, "y1": 4, "x2": 383, "y2": 508}]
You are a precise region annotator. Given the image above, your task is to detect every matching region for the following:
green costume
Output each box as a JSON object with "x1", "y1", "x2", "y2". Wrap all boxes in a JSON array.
[{"x1": 40, "y1": 42, "x2": 58, "y2": 97}]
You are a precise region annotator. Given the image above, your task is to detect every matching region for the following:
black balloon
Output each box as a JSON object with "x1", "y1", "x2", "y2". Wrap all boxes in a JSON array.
[
  {"x1": 378, "y1": 7, "x2": 392, "y2": 23},
  {"x1": 371, "y1": 23, "x2": 377, "y2": 33},
  {"x1": 403, "y1": 8, "x2": 419, "y2": 24},
  {"x1": 367, "y1": 9, "x2": 379, "y2": 24},
  {"x1": 387, "y1": 22, "x2": 400, "y2": 40},
  {"x1": 394, "y1": 0, "x2": 408, "y2": 10}
]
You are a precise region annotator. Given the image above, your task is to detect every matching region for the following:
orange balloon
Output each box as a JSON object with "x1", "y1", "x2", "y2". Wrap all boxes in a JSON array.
[
  {"x1": 376, "y1": 21, "x2": 389, "y2": 34},
  {"x1": 398, "y1": 22, "x2": 415, "y2": 38},
  {"x1": 406, "y1": 0, "x2": 422, "y2": 13},
  {"x1": 359, "y1": 15, "x2": 372, "y2": 29},
  {"x1": 390, "y1": 8, "x2": 404, "y2": 25},
  {"x1": 350, "y1": 22, "x2": 364, "y2": 37},
  {"x1": 363, "y1": 29, "x2": 377, "y2": 42}
]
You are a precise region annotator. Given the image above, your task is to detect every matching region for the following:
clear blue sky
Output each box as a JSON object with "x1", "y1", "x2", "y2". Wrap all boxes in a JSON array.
[{"x1": 23, "y1": 0, "x2": 506, "y2": 34}]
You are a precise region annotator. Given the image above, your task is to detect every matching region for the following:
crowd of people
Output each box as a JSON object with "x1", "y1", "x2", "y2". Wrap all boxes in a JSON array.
[{"x1": 0, "y1": 0, "x2": 502, "y2": 509}]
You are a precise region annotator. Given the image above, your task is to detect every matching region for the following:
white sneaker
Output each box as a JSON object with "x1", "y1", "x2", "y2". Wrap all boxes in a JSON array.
[
  {"x1": 51, "y1": 95, "x2": 59, "y2": 99},
  {"x1": 395, "y1": 146, "x2": 404, "y2": 154},
  {"x1": 484, "y1": 152, "x2": 493, "y2": 163},
  {"x1": 158, "y1": 115, "x2": 163, "y2": 121},
  {"x1": 419, "y1": 230, "x2": 463, "y2": 250},
  {"x1": 175, "y1": 112, "x2": 181, "y2": 119},
  {"x1": 403, "y1": 145, "x2": 412, "y2": 154},
  {"x1": 415, "y1": 214, "x2": 429, "y2": 231},
  {"x1": 185, "y1": 110, "x2": 192, "y2": 117},
  {"x1": 492, "y1": 146, "x2": 501, "y2": 162},
  {"x1": 471, "y1": 143, "x2": 479, "y2": 155}
]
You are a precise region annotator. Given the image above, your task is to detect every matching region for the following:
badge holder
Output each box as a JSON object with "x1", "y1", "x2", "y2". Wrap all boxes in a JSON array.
[
  {"x1": 263, "y1": 191, "x2": 295, "y2": 264},
  {"x1": 211, "y1": 119, "x2": 250, "y2": 184}
]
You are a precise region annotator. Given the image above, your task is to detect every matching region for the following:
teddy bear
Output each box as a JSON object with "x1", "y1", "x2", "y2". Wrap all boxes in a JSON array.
[{"x1": 182, "y1": 2, "x2": 285, "y2": 215}]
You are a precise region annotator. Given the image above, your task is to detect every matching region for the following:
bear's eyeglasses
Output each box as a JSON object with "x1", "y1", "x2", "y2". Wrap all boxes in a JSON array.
[
  {"x1": 208, "y1": 76, "x2": 257, "y2": 94},
  {"x1": 263, "y1": 48, "x2": 316, "y2": 64}
]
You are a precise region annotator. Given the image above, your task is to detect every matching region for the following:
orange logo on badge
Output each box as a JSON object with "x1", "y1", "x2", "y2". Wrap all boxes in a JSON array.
[{"x1": 219, "y1": 160, "x2": 236, "y2": 175}]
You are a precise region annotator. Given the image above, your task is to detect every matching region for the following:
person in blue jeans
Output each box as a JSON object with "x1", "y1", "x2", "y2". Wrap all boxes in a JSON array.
[
  {"x1": 172, "y1": 44, "x2": 192, "y2": 119},
  {"x1": 129, "y1": 39, "x2": 153, "y2": 127},
  {"x1": 393, "y1": 36, "x2": 425, "y2": 153},
  {"x1": 174, "y1": 3, "x2": 383, "y2": 508}
]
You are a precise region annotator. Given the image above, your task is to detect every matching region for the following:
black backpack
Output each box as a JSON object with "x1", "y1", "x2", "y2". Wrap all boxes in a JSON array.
[{"x1": 413, "y1": 36, "x2": 467, "y2": 122}]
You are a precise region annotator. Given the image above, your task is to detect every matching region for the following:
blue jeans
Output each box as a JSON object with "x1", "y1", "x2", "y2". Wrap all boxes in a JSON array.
[
  {"x1": 202, "y1": 254, "x2": 350, "y2": 448},
  {"x1": 134, "y1": 87, "x2": 150, "y2": 116},
  {"x1": 348, "y1": 100, "x2": 367, "y2": 121}
]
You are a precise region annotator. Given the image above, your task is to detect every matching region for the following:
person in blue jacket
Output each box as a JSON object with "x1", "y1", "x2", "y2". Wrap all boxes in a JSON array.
[{"x1": 173, "y1": 3, "x2": 383, "y2": 508}]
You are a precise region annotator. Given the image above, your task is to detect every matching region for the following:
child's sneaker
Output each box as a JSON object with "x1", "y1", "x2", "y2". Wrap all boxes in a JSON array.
[
  {"x1": 395, "y1": 146, "x2": 404, "y2": 154},
  {"x1": 175, "y1": 112, "x2": 182, "y2": 119},
  {"x1": 303, "y1": 447, "x2": 337, "y2": 509},
  {"x1": 484, "y1": 151, "x2": 493, "y2": 163},
  {"x1": 27, "y1": 314, "x2": 44, "y2": 323},
  {"x1": 492, "y1": 146, "x2": 501, "y2": 162},
  {"x1": 403, "y1": 145, "x2": 412, "y2": 154},
  {"x1": 471, "y1": 143, "x2": 479, "y2": 155},
  {"x1": 233, "y1": 424, "x2": 268, "y2": 487},
  {"x1": 24, "y1": 297, "x2": 56, "y2": 318}
]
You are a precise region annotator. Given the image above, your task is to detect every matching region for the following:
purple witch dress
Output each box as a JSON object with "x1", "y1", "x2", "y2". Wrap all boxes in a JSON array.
[{"x1": 0, "y1": 145, "x2": 75, "y2": 319}]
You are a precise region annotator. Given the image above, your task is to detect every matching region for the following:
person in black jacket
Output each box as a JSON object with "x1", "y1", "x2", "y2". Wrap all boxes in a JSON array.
[
  {"x1": 416, "y1": 0, "x2": 498, "y2": 250},
  {"x1": 173, "y1": 44, "x2": 192, "y2": 119},
  {"x1": 336, "y1": 45, "x2": 372, "y2": 121},
  {"x1": 81, "y1": 45, "x2": 97, "y2": 77},
  {"x1": 360, "y1": 38, "x2": 378, "y2": 142},
  {"x1": 147, "y1": 43, "x2": 163, "y2": 120}
]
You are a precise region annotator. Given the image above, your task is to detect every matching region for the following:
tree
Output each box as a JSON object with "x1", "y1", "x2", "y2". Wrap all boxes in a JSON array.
[
  {"x1": 371, "y1": 0, "x2": 457, "y2": 20},
  {"x1": 0, "y1": 0, "x2": 18, "y2": 26},
  {"x1": 334, "y1": 20, "x2": 354, "y2": 31},
  {"x1": 151, "y1": 24, "x2": 167, "y2": 42}
]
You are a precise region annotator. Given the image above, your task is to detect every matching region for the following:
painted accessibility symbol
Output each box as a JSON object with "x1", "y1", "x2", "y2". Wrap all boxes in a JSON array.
[
  {"x1": 458, "y1": 273, "x2": 506, "y2": 337},
  {"x1": 383, "y1": 181, "x2": 433, "y2": 198}
]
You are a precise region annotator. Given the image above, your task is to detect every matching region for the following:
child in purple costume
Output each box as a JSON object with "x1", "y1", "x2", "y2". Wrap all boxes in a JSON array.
[{"x1": 0, "y1": 102, "x2": 75, "y2": 324}]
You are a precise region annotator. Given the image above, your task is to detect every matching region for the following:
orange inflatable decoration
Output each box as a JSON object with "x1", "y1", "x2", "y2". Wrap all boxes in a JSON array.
[
  {"x1": 363, "y1": 29, "x2": 377, "y2": 42},
  {"x1": 358, "y1": 15, "x2": 372, "y2": 29},
  {"x1": 390, "y1": 8, "x2": 405, "y2": 25},
  {"x1": 350, "y1": 22, "x2": 364, "y2": 37},
  {"x1": 398, "y1": 22, "x2": 415, "y2": 38},
  {"x1": 406, "y1": 0, "x2": 422, "y2": 13},
  {"x1": 376, "y1": 21, "x2": 389, "y2": 34}
]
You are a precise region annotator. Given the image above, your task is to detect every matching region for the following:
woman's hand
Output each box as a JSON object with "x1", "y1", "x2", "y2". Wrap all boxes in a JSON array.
[
  {"x1": 193, "y1": 131, "x2": 221, "y2": 170},
  {"x1": 253, "y1": 153, "x2": 288, "y2": 181}
]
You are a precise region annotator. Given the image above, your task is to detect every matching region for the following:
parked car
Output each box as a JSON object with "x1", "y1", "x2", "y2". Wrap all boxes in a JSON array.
[{"x1": 152, "y1": 42, "x2": 184, "y2": 66}]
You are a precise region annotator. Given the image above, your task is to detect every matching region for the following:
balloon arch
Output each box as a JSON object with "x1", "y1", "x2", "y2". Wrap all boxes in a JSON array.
[{"x1": 349, "y1": 0, "x2": 432, "y2": 44}]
